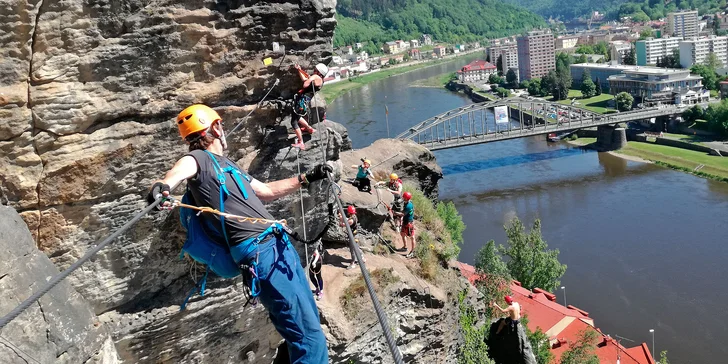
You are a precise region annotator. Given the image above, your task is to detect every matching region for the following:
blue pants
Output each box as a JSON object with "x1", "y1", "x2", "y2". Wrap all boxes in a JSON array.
[{"x1": 233, "y1": 236, "x2": 328, "y2": 363}]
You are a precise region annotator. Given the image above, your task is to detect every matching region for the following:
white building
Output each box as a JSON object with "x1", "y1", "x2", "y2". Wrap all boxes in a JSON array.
[
  {"x1": 635, "y1": 37, "x2": 681, "y2": 65},
  {"x1": 610, "y1": 41, "x2": 632, "y2": 65},
  {"x1": 667, "y1": 10, "x2": 699, "y2": 38},
  {"x1": 679, "y1": 36, "x2": 728, "y2": 68},
  {"x1": 355, "y1": 42, "x2": 363, "y2": 49},
  {"x1": 332, "y1": 56, "x2": 344, "y2": 65},
  {"x1": 410, "y1": 39, "x2": 420, "y2": 48},
  {"x1": 421, "y1": 34, "x2": 433, "y2": 46}
]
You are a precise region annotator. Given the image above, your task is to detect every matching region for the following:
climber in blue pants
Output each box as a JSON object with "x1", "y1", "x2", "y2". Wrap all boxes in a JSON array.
[{"x1": 147, "y1": 104, "x2": 330, "y2": 363}]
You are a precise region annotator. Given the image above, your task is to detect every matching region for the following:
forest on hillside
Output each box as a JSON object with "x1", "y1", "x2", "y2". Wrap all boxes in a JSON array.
[
  {"x1": 334, "y1": 0, "x2": 546, "y2": 51},
  {"x1": 504, "y1": 0, "x2": 727, "y2": 22}
]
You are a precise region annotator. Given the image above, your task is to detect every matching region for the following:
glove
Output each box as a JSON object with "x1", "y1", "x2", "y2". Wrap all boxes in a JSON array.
[
  {"x1": 304, "y1": 164, "x2": 332, "y2": 184},
  {"x1": 146, "y1": 182, "x2": 170, "y2": 207}
]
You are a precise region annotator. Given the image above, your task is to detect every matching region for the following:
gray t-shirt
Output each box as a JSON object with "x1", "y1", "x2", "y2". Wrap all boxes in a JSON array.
[{"x1": 186, "y1": 150, "x2": 275, "y2": 245}]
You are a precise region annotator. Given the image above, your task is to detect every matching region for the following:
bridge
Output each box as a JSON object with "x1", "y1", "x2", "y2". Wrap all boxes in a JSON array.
[{"x1": 396, "y1": 98, "x2": 692, "y2": 151}]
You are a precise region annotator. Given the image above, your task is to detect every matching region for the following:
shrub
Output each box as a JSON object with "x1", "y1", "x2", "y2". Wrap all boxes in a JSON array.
[{"x1": 457, "y1": 290, "x2": 495, "y2": 364}]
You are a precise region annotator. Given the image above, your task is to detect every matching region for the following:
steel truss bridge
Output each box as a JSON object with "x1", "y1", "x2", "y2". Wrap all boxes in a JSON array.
[{"x1": 396, "y1": 98, "x2": 692, "y2": 150}]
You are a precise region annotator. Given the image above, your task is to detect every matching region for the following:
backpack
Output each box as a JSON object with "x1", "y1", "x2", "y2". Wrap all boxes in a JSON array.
[
  {"x1": 292, "y1": 93, "x2": 311, "y2": 117},
  {"x1": 177, "y1": 150, "x2": 254, "y2": 310}
]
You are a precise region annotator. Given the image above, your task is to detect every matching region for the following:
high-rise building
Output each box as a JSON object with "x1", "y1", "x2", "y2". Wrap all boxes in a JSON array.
[
  {"x1": 667, "y1": 10, "x2": 699, "y2": 38},
  {"x1": 679, "y1": 36, "x2": 728, "y2": 68},
  {"x1": 487, "y1": 42, "x2": 518, "y2": 75},
  {"x1": 635, "y1": 37, "x2": 681, "y2": 65},
  {"x1": 517, "y1": 30, "x2": 555, "y2": 80}
]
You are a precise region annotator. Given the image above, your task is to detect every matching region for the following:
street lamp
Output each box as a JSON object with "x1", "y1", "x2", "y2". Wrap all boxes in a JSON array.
[
  {"x1": 561, "y1": 286, "x2": 567, "y2": 307},
  {"x1": 649, "y1": 329, "x2": 655, "y2": 360}
]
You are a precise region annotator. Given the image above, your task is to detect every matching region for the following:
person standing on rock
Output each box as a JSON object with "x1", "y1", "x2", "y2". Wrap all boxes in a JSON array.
[
  {"x1": 339, "y1": 205, "x2": 366, "y2": 269},
  {"x1": 493, "y1": 295, "x2": 521, "y2": 335},
  {"x1": 147, "y1": 104, "x2": 331, "y2": 363},
  {"x1": 351, "y1": 158, "x2": 373, "y2": 192},
  {"x1": 291, "y1": 63, "x2": 328, "y2": 150},
  {"x1": 400, "y1": 192, "x2": 417, "y2": 258},
  {"x1": 377, "y1": 173, "x2": 404, "y2": 232},
  {"x1": 309, "y1": 242, "x2": 325, "y2": 301}
]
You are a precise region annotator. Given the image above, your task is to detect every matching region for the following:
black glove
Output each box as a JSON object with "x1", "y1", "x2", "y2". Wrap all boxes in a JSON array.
[
  {"x1": 146, "y1": 182, "x2": 170, "y2": 207},
  {"x1": 304, "y1": 164, "x2": 333, "y2": 184}
]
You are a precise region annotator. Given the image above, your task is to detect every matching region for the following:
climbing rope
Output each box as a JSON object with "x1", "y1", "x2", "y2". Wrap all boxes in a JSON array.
[
  {"x1": 296, "y1": 148, "x2": 310, "y2": 268},
  {"x1": 173, "y1": 201, "x2": 287, "y2": 226},
  {"x1": 325, "y1": 170, "x2": 405, "y2": 364},
  {"x1": 0, "y1": 193, "x2": 170, "y2": 330}
]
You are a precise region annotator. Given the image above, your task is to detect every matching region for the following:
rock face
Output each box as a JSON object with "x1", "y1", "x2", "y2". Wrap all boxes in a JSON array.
[
  {"x1": 486, "y1": 318, "x2": 538, "y2": 364},
  {"x1": 0, "y1": 206, "x2": 119, "y2": 364}
]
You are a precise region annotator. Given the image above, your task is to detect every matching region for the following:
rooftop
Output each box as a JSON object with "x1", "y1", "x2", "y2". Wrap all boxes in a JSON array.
[
  {"x1": 457, "y1": 263, "x2": 655, "y2": 364},
  {"x1": 460, "y1": 60, "x2": 497, "y2": 72}
]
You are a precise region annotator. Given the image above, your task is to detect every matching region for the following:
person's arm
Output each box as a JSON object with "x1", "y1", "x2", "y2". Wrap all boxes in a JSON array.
[
  {"x1": 302, "y1": 74, "x2": 322, "y2": 89},
  {"x1": 389, "y1": 184, "x2": 402, "y2": 195},
  {"x1": 492, "y1": 302, "x2": 508, "y2": 313},
  {"x1": 294, "y1": 64, "x2": 308, "y2": 82},
  {"x1": 351, "y1": 164, "x2": 359, "y2": 169},
  {"x1": 250, "y1": 164, "x2": 331, "y2": 202},
  {"x1": 250, "y1": 177, "x2": 303, "y2": 202},
  {"x1": 147, "y1": 156, "x2": 197, "y2": 208}
]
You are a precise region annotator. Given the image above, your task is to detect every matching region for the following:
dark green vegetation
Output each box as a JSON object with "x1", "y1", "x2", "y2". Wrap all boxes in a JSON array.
[
  {"x1": 526, "y1": 53, "x2": 573, "y2": 100},
  {"x1": 334, "y1": 0, "x2": 546, "y2": 51},
  {"x1": 682, "y1": 101, "x2": 728, "y2": 137},
  {"x1": 457, "y1": 291, "x2": 495, "y2": 364},
  {"x1": 559, "y1": 330, "x2": 600, "y2": 364},
  {"x1": 505, "y1": 0, "x2": 726, "y2": 22}
]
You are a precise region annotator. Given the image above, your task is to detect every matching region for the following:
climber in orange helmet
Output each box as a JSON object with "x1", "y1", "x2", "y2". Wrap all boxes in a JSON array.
[{"x1": 146, "y1": 104, "x2": 331, "y2": 362}]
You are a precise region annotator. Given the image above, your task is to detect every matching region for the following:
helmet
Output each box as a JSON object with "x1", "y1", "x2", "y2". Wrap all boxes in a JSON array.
[
  {"x1": 176, "y1": 104, "x2": 221, "y2": 140},
  {"x1": 362, "y1": 159, "x2": 371, "y2": 165},
  {"x1": 390, "y1": 173, "x2": 398, "y2": 180},
  {"x1": 315, "y1": 63, "x2": 329, "y2": 76},
  {"x1": 504, "y1": 295, "x2": 513, "y2": 304},
  {"x1": 402, "y1": 192, "x2": 412, "y2": 201},
  {"x1": 347, "y1": 206, "x2": 356, "y2": 215}
]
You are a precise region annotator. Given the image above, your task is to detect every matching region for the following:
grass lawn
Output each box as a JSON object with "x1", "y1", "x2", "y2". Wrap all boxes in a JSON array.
[
  {"x1": 553, "y1": 89, "x2": 615, "y2": 114},
  {"x1": 474, "y1": 91, "x2": 496, "y2": 101},
  {"x1": 620, "y1": 142, "x2": 728, "y2": 180},
  {"x1": 320, "y1": 52, "x2": 476, "y2": 103},
  {"x1": 412, "y1": 72, "x2": 457, "y2": 87}
]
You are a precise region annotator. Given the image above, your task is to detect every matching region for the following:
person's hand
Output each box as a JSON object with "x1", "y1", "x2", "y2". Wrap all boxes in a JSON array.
[
  {"x1": 146, "y1": 182, "x2": 170, "y2": 210},
  {"x1": 304, "y1": 164, "x2": 333, "y2": 183},
  {"x1": 294, "y1": 64, "x2": 302, "y2": 70}
]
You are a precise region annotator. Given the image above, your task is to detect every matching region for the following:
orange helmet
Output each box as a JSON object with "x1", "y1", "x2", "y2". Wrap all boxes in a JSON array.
[{"x1": 176, "y1": 104, "x2": 222, "y2": 140}]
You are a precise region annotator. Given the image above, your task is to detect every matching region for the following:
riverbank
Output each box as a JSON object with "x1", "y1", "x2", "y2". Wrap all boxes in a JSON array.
[
  {"x1": 568, "y1": 137, "x2": 728, "y2": 182},
  {"x1": 321, "y1": 50, "x2": 481, "y2": 103}
]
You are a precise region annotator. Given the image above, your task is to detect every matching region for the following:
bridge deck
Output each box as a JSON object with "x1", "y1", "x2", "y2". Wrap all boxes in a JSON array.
[{"x1": 400, "y1": 98, "x2": 697, "y2": 150}]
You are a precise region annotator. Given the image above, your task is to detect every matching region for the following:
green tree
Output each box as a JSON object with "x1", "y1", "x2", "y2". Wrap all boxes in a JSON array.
[
  {"x1": 615, "y1": 92, "x2": 634, "y2": 111},
  {"x1": 489, "y1": 73, "x2": 503, "y2": 85},
  {"x1": 436, "y1": 201, "x2": 466, "y2": 246},
  {"x1": 496, "y1": 55, "x2": 504, "y2": 76},
  {"x1": 624, "y1": 47, "x2": 636, "y2": 65},
  {"x1": 691, "y1": 64, "x2": 718, "y2": 90},
  {"x1": 495, "y1": 87, "x2": 511, "y2": 98},
  {"x1": 595, "y1": 77, "x2": 602, "y2": 95},
  {"x1": 457, "y1": 291, "x2": 495, "y2": 364},
  {"x1": 682, "y1": 105, "x2": 705, "y2": 123},
  {"x1": 475, "y1": 240, "x2": 512, "y2": 319},
  {"x1": 506, "y1": 69, "x2": 518, "y2": 88},
  {"x1": 498, "y1": 218, "x2": 567, "y2": 291},
  {"x1": 560, "y1": 329, "x2": 600, "y2": 364},
  {"x1": 658, "y1": 350, "x2": 670, "y2": 364},
  {"x1": 574, "y1": 54, "x2": 588, "y2": 64},
  {"x1": 520, "y1": 316, "x2": 554, "y2": 364},
  {"x1": 580, "y1": 69, "x2": 596, "y2": 98},
  {"x1": 705, "y1": 52, "x2": 724, "y2": 70},
  {"x1": 527, "y1": 78, "x2": 543, "y2": 96},
  {"x1": 638, "y1": 28, "x2": 654, "y2": 40}
]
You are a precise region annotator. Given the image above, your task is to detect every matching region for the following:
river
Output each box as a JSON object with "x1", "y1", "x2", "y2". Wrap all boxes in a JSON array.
[{"x1": 327, "y1": 55, "x2": 728, "y2": 363}]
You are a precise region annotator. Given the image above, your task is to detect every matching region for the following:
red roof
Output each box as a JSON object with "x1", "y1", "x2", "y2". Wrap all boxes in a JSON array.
[
  {"x1": 461, "y1": 59, "x2": 497, "y2": 72},
  {"x1": 456, "y1": 263, "x2": 655, "y2": 364}
]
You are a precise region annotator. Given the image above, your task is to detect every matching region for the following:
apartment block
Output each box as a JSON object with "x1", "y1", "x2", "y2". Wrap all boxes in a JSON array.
[
  {"x1": 667, "y1": 10, "x2": 699, "y2": 38},
  {"x1": 610, "y1": 41, "x2": 632, "y2": 65},
  {"x1": 635, "y1": 37, "x2": 681, "y2": 65},
  {"x1": 679, "y1": 36, "x2": 728, "y2": 68},
  {"x1": 517, "y1": 30, "x2": 555, "y2": 80},
  {"x1": 487, "y1": 42, "x2": 519, "y2": 74}
]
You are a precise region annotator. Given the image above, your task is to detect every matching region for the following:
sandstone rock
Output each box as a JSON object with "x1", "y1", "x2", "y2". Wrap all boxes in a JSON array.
[
  {"x1": 340, "y1": 139, "x2": 443, "y2": 199},
  {"x1": 0, "y1": 205, "x2": 119, "y2": 363},
  {"x1": 0, "y1": 131, "x2": 43, "y2": 209}
]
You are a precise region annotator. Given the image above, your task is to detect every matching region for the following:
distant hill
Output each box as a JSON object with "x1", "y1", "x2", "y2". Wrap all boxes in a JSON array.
[
  {"x1": 334, "y1": 0, "x2": 546, "y2": 53},
  {"x1": 503, "y1": 0, "x2": 725, "y2": 22}
]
